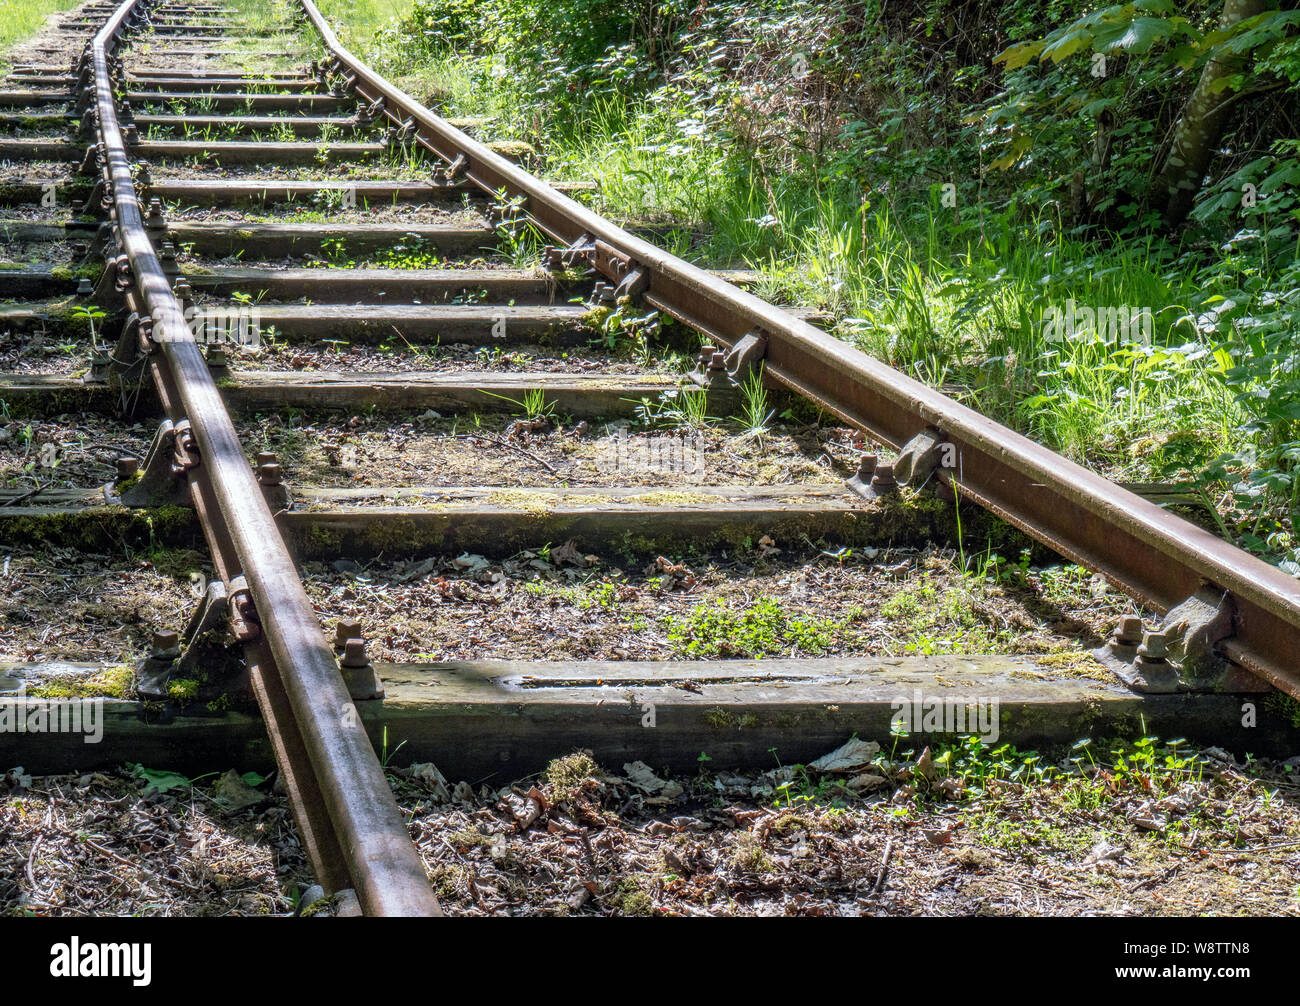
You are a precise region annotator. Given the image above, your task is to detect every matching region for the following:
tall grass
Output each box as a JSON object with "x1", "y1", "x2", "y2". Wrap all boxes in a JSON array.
[
  {"x1": 0, "y1": 0, "x2": 85, "y2": 61},
  {"x1": 313, "y1": 9, "x2": 1248, "y2": 483},
  {"x1": 529, "y1": 93, "x2": 1243, "y2": 475},
  {"x1": 316, "y1": 0, "x2": 413, "y2": 55}
]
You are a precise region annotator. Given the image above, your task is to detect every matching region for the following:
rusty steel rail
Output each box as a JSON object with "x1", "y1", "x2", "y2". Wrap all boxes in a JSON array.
[
  {"x1": 84, "y1": 0, "x2": 440, "y2": 916},
  {"x1": 298, "y1": 0, "x2": 1300, "y2": 696}
]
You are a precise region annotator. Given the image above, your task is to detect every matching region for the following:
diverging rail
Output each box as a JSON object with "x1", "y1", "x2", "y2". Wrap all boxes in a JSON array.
[
  {"x1": 298, "y1": 0, "x2": 1300, "y2": 697},
  {"x1": 82, "y1": 0, "x2": 440, "y2": 917}
]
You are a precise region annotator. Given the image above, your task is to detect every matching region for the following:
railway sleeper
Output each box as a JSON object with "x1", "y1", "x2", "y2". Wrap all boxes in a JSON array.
[
  {"x1": 188, "y1": 303, "x2": 599, "y2": 346},
  {"x1": 126, "y1": 137, "x2": 530, "y2": 166},
  {"x1": 163, "y1": 220, "x2": 497, "y2": 257},
  {"x1": 4, "y1": 656, "x2": 1295, "y2": 776},
  {"x1": 0, "y1": 92, "x2": 73, "y2": 110},
  {"x1": 0, "y1": 371, "x2": 732, "y2": 418},
  {"x1": 0, "y1": 485, "x2": 1036, "y2": 566}
]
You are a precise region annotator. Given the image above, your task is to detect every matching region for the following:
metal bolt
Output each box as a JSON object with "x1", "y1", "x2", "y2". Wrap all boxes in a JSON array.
[
  {"x1": 256, "y1": 451, "x2": 279, "y2": 467},
  {"x1": 257, "y1": 462, "x2": 282, "y2": 485},
  {"x1": 76, "y1": 278, "x2": 94, "y2": 296},
  {"x1": 1115, "y1": 615, "x2": 1144, "y2": 646},
  {"x1": 870, "y1": 463, "x2": 898, "y2": 493},
  {"x1": 1137, "y1": 630, "x2": 1168, "y2": 662},
  {"x1": 707, "y1": 351, "x2": 727, "y2": 373},
  {"x1": 340, "y1": 638, "x2": 369, "y2": 669},
  {"x1": 116, "y1": 456, "x2": 139, "y2": 479},
  {"x1": 151, "y1": 630, "x2": 180, "y2": 658},
  {"x1": 698, "y1": 344, "x2": 716, "y2": 367},
  {"x1": 334, "y1": 619, "x2": 362, "y2": 649},
  {"x1": 856, "y1": 453, "x2": 877, "y2": 479}
]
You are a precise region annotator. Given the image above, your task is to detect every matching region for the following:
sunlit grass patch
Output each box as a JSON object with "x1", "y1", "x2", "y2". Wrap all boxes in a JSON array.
[{"x1": 0, "y1": 0, "x2": 83, "y2": 61}]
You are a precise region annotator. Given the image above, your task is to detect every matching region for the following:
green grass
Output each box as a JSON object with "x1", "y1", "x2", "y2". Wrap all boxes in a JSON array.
[
  {"x1": 878, "y1": 573, "x2": 1015, "y2": 657},
  {"x1": 331, "y1": 46, "x2": 1243, "y2": 483},
  {"x1": 301, "y1": 2, "x2": 1296, "y2": 565},
  {"x1": 0, "y1": 0, "x2": 84, "y2": 65},
  {"x1": 665, "y1": 595, "x2": 850, "y2": 659},
  {"x1": 547, "y1": 101, "x2": 1241, "y2": 478},
  {"x1": 316, "y1": 0, "x2": 414, "y2": 54}
]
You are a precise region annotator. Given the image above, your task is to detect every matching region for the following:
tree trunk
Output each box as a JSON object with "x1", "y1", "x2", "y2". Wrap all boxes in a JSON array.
[{"x1": 1157, "y1": 0, "x2": 1269, "y2": 229}]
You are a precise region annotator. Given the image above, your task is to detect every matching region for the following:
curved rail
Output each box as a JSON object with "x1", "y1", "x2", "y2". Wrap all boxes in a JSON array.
[
  {"x1": 86, "y1": 0, "x2": 440, "y2": 916},
  {"x1": 300, "y1": 0, "x2": 1300, "y2": 695}
]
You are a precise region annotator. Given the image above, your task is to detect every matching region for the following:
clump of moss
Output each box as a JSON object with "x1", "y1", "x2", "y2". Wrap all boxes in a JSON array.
[
  {"x1": 703, "y1": 707, "x2": 758, "y2": 729},
  {"x1": 29, "y1": 664, "x2": 135, "y2": 699},
  {"x1": 1265, "y1": 691, "x2": 1300, "y2": 729},
  {"x1": 486, "y1": 489, "x2": 553, "y2": 517},
  {"x1": 728, "y1": 832, "x2": 773, "y2": 873},
  {"x1": 144, "y1": 546, "x2": 206, "y2": 578},
  {"x1": 606, "y1": 877, "x2": 653, "y2": 917},
  {"x1": 299, "y1": 894, "x2": 338, "y2": 918},
  {"x1": 667, "y1": 595, "x2": 845, "y2": 659},
  {"x1": 771, "y1": 813, "x2": 813, "y2": 837},
  {"x1": 543, "y1": 750, "x2": 599, "y2": 804},
  {"x1": 447, "y1": 828, "x2": 492, "y2": 853},
  {"x1": 166, "y1": 678, "x2": 201, "y2": 702}
]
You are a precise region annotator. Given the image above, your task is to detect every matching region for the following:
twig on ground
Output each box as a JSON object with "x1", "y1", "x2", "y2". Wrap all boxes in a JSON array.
[{"x1": 870, "y1": 837, "x2": 895, "y2": 898}]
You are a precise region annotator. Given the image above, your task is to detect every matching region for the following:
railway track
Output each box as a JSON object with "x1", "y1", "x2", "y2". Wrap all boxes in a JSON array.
[{"x1": 1, "y1": 0, "x2": 1298, "y2": 917}]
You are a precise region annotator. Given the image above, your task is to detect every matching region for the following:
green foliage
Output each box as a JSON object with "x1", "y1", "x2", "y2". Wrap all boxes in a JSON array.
[
  {"x1": 665, "y1": 595, "x2": 847, "y2": 658},
  {"x1": 986, "y1": 2, "x2": 1300, "y2": 230},
  {"x1": 341, "y1": 0, "x2": 1300, "y2": 571},
  {"x1": 389, "y1": 0, "x2": 695, "y2": 107},
  {"x1": 0, "y1": 0, "x2": 83, "y2": 61},
  {"x1": 128, "y1": 763, "x2": 217, "y2": 795}
]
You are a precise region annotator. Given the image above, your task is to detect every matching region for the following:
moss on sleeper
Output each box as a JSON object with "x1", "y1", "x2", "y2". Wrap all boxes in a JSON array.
[
  {"x1": 0, "y1": 505, "x2": 199, "y2": 552},
  {"x1": 166, "y1": 678, "x2": 202, "y2": 702},
  {"x1": 28, "y1": 664, "x2": 135, "y2": 700}
]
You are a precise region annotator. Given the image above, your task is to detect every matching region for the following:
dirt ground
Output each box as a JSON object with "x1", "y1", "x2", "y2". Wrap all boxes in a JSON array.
[
  {"x1": 0, "y1": 536, "x2": 1129, "y2": 671},
  {"x1": 4, "y1": 742, "x2": 1297, "y2": 917},
  {"x1": 302, "y1": 545, "x2": 1126, "y2": 664},
  {"x1": 0, "y1": 412, "x2": 151, "y2": 489},
  {"x1": 244, "y1": 411, "x2": 844, "y2": 488}
]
